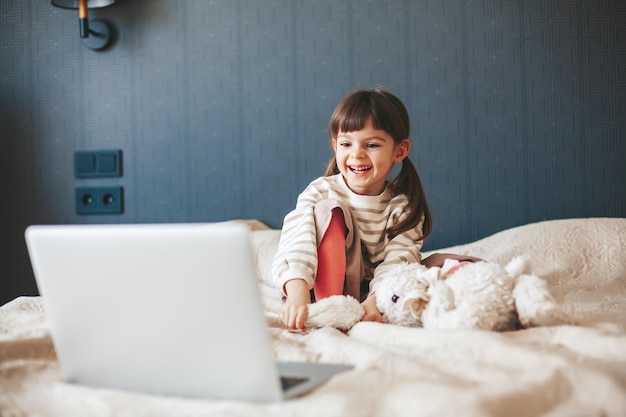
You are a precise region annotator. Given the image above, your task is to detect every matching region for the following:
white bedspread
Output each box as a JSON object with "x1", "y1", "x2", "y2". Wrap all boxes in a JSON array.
[{"x1": 1, "y1": 218, "x2": 625, "y2": 416}]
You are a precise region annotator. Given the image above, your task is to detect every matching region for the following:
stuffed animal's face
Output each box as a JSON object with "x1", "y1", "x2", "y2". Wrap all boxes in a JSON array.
[{"x1": 375, "y1": 263, "x2": 440, "y2": 327}]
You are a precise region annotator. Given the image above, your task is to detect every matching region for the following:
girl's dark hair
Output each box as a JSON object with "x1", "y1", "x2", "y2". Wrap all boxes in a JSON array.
[{"x1": 325, "y1": 88, "x2": 432, "y2": 240}]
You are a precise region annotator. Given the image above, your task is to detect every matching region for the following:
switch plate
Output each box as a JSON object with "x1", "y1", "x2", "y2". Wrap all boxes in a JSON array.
[
  {"x1": 76, "y1": 187, "x2": 124, "y2": 215},
  {"x1": 75, "y1": 150, "x2": 122, "y2": 178}
]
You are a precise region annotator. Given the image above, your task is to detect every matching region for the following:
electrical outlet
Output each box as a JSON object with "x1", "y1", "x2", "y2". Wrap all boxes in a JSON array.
[{"x1": 76, "y1": 187, "x2": 124, "y2": 215}]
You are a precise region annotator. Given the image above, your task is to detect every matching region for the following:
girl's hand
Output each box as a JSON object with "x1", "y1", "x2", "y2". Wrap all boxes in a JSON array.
[
  {"x1": 281, "y1": 279, "x2": 311, "y2": 330},
  {"x1": 421, "y1": 253, "x2": 482, "y2": 268},
  {"x1": 360, "y1": 293, "x2": 383, "y2": 323}
]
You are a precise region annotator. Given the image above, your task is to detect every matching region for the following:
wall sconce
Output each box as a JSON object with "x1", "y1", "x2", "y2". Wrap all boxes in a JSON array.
[{"x1": 51, "y1": 0, "x2": 115, "y2": 50}]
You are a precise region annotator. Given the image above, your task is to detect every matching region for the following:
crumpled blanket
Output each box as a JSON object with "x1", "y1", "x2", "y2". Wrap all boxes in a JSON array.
[{"x1": 1, "y1": 218, "x2": 625, "y2": 416}]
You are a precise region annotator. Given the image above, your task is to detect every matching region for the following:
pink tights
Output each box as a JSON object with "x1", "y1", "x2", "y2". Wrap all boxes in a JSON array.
[{"x1": 313, "y1": 208, "x2": 347, "y2": 301}]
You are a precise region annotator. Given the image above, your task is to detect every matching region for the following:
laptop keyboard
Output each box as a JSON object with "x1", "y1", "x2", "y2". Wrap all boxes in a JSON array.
[{"x1": 280, "y1": 376, "x2": 309, "y2": 391}]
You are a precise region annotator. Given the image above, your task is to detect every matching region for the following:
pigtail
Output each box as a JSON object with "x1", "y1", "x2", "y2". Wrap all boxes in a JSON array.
[
  {"x1": 324, "y1": 156, "x2": 340, "y2": 176},
  {"x1": 388, "y1": 157, "x2": 432, "y2": 240}
]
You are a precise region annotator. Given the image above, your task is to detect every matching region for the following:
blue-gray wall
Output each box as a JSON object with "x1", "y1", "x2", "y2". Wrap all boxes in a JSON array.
[{"x1": 2, "y1": 0, "x2": 625, "y2": 305}]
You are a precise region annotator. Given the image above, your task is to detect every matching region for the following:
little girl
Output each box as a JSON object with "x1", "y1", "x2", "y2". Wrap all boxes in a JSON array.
[{"x1": 272, "y1": 88, "x2": 477, "y2": 329}]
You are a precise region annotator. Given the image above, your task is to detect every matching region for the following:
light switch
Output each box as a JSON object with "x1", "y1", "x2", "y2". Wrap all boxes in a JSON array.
[{"x1": 74, "y1": 150, "x2": 122, "y2": 178}]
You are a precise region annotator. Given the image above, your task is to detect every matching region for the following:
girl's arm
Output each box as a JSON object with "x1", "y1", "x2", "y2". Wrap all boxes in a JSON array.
[
  {"x1": 368, "y1": 217, "x2": 425, "y2": 294},
  {"x1": 360, "y1": 215, "x2": 425, "y2": 321},
  {"x1": 271, "y1": 183, "x2": 326, "y2": 294}
]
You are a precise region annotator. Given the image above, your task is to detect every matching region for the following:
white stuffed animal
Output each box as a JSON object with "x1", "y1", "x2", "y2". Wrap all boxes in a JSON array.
[{"x1": 305, "y1": 256, "x2": 570, "y2": 331}]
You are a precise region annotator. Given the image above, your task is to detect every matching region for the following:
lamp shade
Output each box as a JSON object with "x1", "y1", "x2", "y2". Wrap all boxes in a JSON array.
[{"x1": 51, "y1": 0, "x2": 114, "y2": 9}]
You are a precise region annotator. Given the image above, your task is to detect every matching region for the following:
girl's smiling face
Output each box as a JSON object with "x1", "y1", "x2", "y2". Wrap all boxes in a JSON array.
[{"x1": 333, "y1": 119, "x2": 410, "y2": 196}]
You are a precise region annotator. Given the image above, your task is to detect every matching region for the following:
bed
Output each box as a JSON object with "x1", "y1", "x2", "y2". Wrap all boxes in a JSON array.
[{"x1": 1, "y1": 217, "x2": 625, "y2": 416}]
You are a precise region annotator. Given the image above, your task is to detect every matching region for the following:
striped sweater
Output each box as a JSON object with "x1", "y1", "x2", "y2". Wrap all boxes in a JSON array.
[{"x1": 271, "y1": 174, "x2": 424, "y2": 295}]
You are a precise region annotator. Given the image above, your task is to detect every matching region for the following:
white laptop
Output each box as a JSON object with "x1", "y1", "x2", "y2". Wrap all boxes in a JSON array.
[{"x1": 25, "y1": 222, "x2": 352, "y2": 402}]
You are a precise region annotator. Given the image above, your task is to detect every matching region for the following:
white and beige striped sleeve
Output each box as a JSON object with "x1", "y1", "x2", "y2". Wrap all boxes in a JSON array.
[
  {"x1": 270, "y1": 183, "x2": 325, "y2": 295},
  {"x1": 368, "y1": 212, "x2": 425, "y2": 294}
]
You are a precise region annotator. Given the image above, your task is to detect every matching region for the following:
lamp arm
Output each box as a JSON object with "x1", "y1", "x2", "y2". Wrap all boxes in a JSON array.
[{"x1": 78, "y1": 0, "x2": 89, "y2": 38}]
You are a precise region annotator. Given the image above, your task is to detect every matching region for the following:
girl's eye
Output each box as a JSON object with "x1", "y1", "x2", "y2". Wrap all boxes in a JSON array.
[
  {"x1": 339, "y1": 142, "x2": 350, "y2": 148},
  {"x1": 391, "y1": 295, "x2": 399, "y2": 303},
  {"x1": 367, "y1": 143, "x2": 380, "y2": 148}
]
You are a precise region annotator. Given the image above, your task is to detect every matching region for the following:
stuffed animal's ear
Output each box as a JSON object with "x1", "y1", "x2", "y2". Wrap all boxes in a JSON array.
[
  {"x1": 402, "y1": 291, "x2": 430, "y2": 318},
  {"x1": 420, "y1": 267, "x2": 442, "y2": 286},
  {"x1": 306, "y1": 295, "x2": 364, "y2": 331}
]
